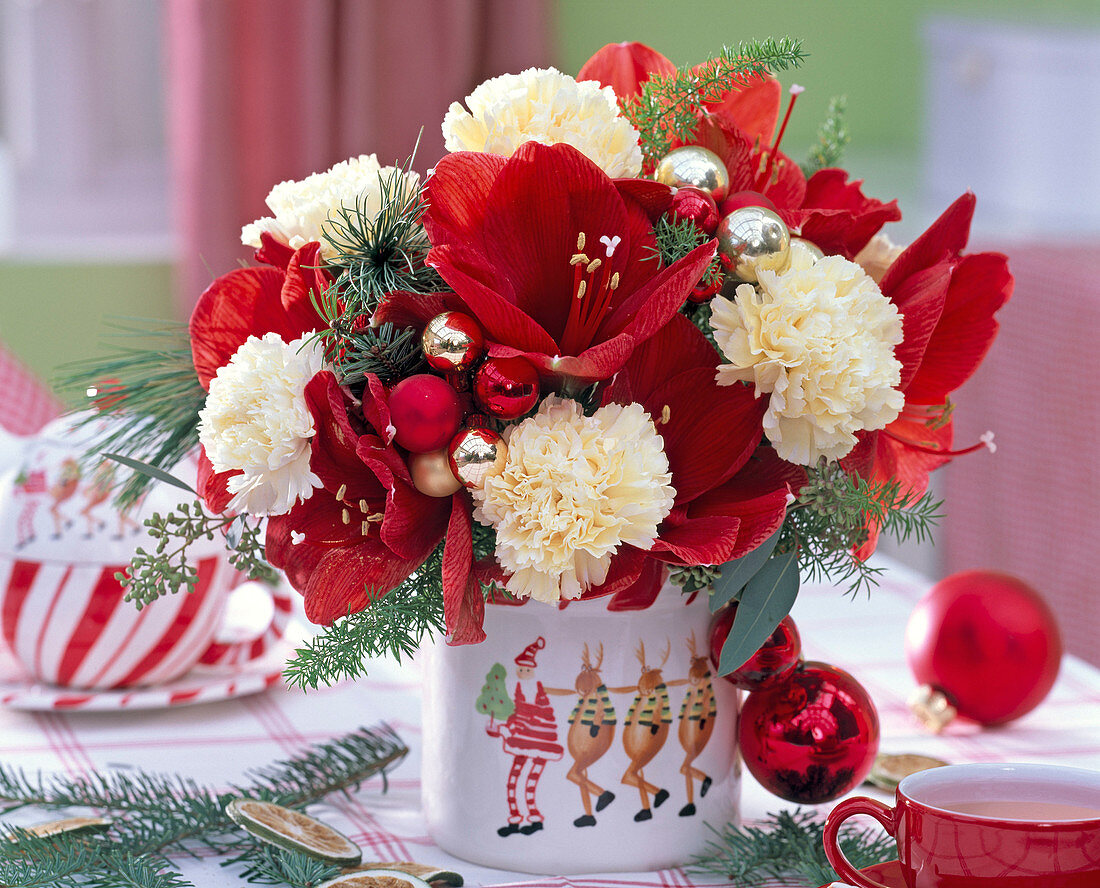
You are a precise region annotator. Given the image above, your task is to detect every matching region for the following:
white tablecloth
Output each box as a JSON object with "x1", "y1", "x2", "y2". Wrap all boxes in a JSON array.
[{"x1": 1, "y1": 557, "x2": 1098, "y2": 887}]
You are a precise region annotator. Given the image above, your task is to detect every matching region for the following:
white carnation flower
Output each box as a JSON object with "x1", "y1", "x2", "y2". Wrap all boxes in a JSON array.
[
  {"x1": 442, "y1": 67, "x2": 643, "y2": 178},
  {"x1": 472, "y1": 396, "x2": 675, "y2": 603},
  {"x1": 710, "y1": 241, "x2": 905, "y2": 465},
  {"x1": 241, "y1": 154, "x2": 420, "y2": 261},
  {"x1": 198, "y1": 333, "x2": 325, "y2": 516}
]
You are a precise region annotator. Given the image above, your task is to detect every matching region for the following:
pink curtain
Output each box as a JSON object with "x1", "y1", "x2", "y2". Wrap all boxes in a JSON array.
[
  {"x1": 944, "y1": 243, "x2": 1100, "y2": 668},
  {"x1": 167, "y1": 0, "x2": 552, "y2": 314}
]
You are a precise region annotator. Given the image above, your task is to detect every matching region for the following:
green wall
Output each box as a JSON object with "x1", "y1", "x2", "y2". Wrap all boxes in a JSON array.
[
  {"x1": 0, "y1": 263, "x2": 175, "y2": 406},
  {"x1": 556, "y1": 0, "x2": 1099, "y2": 156}
]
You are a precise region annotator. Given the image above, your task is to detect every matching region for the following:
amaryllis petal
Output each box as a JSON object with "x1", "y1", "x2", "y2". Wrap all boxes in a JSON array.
[
  {"x1": 880, "y1": 193, "x2": 976, "y2": 296},
  {"x1": 442, "y1": 495, "x2": 486, "y2": 644},
  {"x1": 699, "y1": 70, "x2": 781, "y2": 145},
  {"x1": 644, "y1": 368, "x2": 766, "y2": 503},
  {"x1": 489, "y1": 335, "x2": 636, "y2": 385},
  {"x1": 281, "y1": 243, "x2": 331, "y2": 333},
  {"x1": 903, "y1": 252, "x2": 1012, "y2": 404},
  {"x1": 577, "y1": 41, "x2": 677, "y2": 100},
  {"x1": 265, "y1": 517, "x2": 325, "y2": 592},
  {"x1": 888, "y1": 264, "x2": 953, "y2": 391},
  {"x1": 197, "y1": 447, "x2": 236, "y2": 513},
  {"x1": 373, "y1": 290, "x2": 462, "y2": 332},
  {"x1": 253, "y1": 231, "x2": 295, "y2": 270},
  {"x1": 305, "y1": 373, "x2": 376, "y2": 497},
  {"x1": 190, "y1": 266, "x2": 286, "y2": 389},
  {"x1": 786, "y1": 169, "x2": 902, "y2": 259},
  {"x1": 614, "y1": 178, "x2": 674, "y2": 222},
  {"x1": 603, "y1": 313, "x2": 718, "y2": 406},
  {"x1": 649, "y1": 514, "x2": 741, "y2": 565},
  {"x1": 606, "y1": 552, "x2": 665, "y2": 612},
  {"x1": 421, "y1": 151, "x2": 508, "y2": 247},
  {"x1": 300, "y1": 543, "x2": 426, "y2": 625}
]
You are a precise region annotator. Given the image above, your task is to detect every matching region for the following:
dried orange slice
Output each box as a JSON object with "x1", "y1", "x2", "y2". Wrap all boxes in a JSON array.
[
  {"x1": 20, "y1": 816, "x2": 111, "y2": 838},
  {"x1": 319, "y1": 870, "x2": 433, "y2": 888},
  {"x1": 347, "y1": 862, "x2": 463, "y2": 885},
  {"x1": 868, "y1": 753, "x2": 949, "y2": 791},
  {"x1": 225, "y1": 798, "x2": 361, "y2": 865}
]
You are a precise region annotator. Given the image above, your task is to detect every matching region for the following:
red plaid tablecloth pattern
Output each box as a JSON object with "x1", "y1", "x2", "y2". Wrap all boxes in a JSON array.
[
  {"x1": 0, "y1": 343, "x2": 61, "y2": 437},
  {"x1": 0, "y1": 557, "x2": 1097, "y2": 887}
]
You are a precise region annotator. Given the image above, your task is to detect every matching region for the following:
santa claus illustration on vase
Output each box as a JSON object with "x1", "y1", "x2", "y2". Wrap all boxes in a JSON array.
[{"x1": 489, "y1": 636, "x2": 563, "y2": 837}]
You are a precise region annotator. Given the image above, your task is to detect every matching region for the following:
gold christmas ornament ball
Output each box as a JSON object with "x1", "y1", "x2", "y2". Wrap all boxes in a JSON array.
[
  {"x1": 448, "y1": 427, "x2": 507, "y2": 490},
  {"x1": 421, "y1": 311, "x2": 485, "y2": 372},
  {"x1": 409, "y1": 449, "x2": 463, "y2": 498},
  {"x1": 654, "y1": 146, "x2": 731, "y2": 203},
  {"x1": 790, "y1": 237, "x2": 825, "y2": 262},
  {"x1": 717, "y1": 206, "x2": 791, "y2": 283}
]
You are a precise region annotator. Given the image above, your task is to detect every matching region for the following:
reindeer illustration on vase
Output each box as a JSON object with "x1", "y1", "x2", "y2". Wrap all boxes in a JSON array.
[
  {"x1": 609, "y1": 639, "x2": 675, "y2": 822},
  {"x1": 545, "y1": 642, "x2": 617, "y2": 827},
  {"x1": 676, "y1": 632, "x2": 717, "y2": 816}
]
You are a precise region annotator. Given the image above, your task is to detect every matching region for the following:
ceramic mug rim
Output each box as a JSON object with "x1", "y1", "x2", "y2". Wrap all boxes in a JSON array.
[{"x1": 898, "y1": 762, "x2": 1100, "y2": 825}]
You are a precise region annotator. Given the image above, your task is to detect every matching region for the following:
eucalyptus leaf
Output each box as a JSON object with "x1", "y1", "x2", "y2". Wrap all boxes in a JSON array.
[
  {"x1": 104, "y1": 453, "x2": 196, "y2": 495},
  {"x1": 717, "y1": 547, "x2": 800, "y2": 676},
  {"x1": 709, "y1": 527, "x2": 782, "y2": 614}
]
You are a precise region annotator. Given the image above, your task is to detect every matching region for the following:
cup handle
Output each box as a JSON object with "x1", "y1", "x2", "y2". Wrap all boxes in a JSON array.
[
  {"x1": 197, "y1": 582, "x2": 293, "y2": 667},
  {"x1": 823, "y1": 796, "x2": 898, "y2": 888}
]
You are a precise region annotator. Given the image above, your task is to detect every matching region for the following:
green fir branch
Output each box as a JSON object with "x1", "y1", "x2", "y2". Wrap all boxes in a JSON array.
[
  {"x1": 778, "y1": 459, "x2": 942, "y2": 596},
  {"x1": 321, "y1": 152, "x2": 444, "y2": 319},
  {"x1": 283, "y1": 545, "x2": 447, "y2": 690},
  {"x1": 691, "y1": 808, "x2": 895, "y2": 887},
  {"x1": 55, "y1": 322, "x2": 207, "y2": 509},
  {"x1": 625, "y1": 38, "x2": 806, "y2": 167},
  {"x1": 222, "y1": 842, "x2": 340, "y2": 887},
  {"x1": 0, "y1": 727, "x2": 407, "y2": 888},
  {"x1": 802, "y1": 95, "x2": 851, "y2": 176},
  {"x1": 327, "y1": 320, "x2": 427, "y2": 387},
  {"x1": 120, "y1": 501, "x2": 276, "y2": 608}
]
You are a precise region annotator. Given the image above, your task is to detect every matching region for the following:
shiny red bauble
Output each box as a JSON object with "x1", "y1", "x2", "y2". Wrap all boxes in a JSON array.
[
  {"x1": 709, "y1": 605, "x2": 801, "y2": 690},
  {"x1": 719, "y1": 190, "x2": 778, "y2": 216},
  {"x1": 472, "y1": 356, "x2": 540, "y2": 420},
  {"x1": 387, "y1": 374, "x2": 464, "y2": 453},
  {"x1": 905, "y1": 570, "x2": 1062, "y2": 726},
  {"x1": 668, "y1": 186, "x2": 720, "y2": 235},
  {"x1": 739, "y1": 661, "x2": 880, "y2": 804},
  {"x1": 421, "y1": 311, "x2": 485, "y2": 372}
]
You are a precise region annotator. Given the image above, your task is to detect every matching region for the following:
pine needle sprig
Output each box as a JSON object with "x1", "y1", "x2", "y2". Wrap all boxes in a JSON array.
[
  {"x1": 802, "y1": 95, "x2": 850, "y2": 176},
  {"x1": 222, "y1": 842, "x2": 340, "y2": 887},
  {"x1": 625, "y1": 38, "x2": 806, "y2": 166},
  {"x1": 0, "y1": 726, "x2": 407, "y2": 888},
  {"x1": 121, "y1": 500, "x2": 276, "y2": 608},
  {"x1": 322, "y1": 159, "x2": 444, "y2": 319},
  {"x1": 779, "y1": 459, "x2": 942, "y2": 596},
  {"x1": 690, "y1": 808, "x2": 895, "y2": 887},
  {"x1": 283, "y1": 545, "x2": 446, "y2": 690},
  {"x1": 331, "y1": 321, "x2": 427, "y2": 387},
  {"x1": 55, "y1": 322, "x2": 207, "y2": 508}
]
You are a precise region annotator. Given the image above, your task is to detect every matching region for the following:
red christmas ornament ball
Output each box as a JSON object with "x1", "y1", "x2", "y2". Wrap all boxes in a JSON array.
[
  {"x1": 709, "y1": 605, "x2": 801, "y2": 690},
  {"x1": 668, "y1": 186, "x2": 720, "y2": 235},
  {"x1": 387, "y1": 374, "x2": 464, "y2": 453},
  {"x1": 421, "y1": 310, "x2": 485, "y2": 372},
  {"x1": 473, "y1": 356, "x2": 540, "y2": 420},
  {"x1": 739, "y1": 661, "x2": 880, "y2": 804},
  {"x1": 719, "y1": 190, "x2": 778, "y2": 216},
  {"x1": 905, "y1": 570, "x2": 1062, "y2": 726}
]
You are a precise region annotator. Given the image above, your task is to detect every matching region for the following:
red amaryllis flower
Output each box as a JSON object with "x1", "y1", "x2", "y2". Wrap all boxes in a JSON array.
[
  {"x1": 189, "y1": 242, "x2": 331, "y2": 511},
  {"x1": 421, "y1": 141, "x2": 715, "y2": 384},
  {"x1": 579, "y1": 41, "x2": 900, "y2": 259},
  {"x1": 592, "y1": 314, "x2": 805, "y2": 609},
  {"x1": 261, "y1": 371, "x2": 462, "y2": 624},
  {"x1": 843, "y1": 193, "x2": 1013, "y2": 556}
]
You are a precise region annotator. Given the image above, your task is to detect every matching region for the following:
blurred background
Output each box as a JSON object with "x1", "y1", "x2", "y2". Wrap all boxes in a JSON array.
[{"x1": 1, "y1": 0, "x2": 1097, "y2": 662}]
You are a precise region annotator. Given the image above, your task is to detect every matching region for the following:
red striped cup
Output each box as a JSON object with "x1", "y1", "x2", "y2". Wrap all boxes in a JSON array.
[{"x1": 0, "y1": 414, "x2": 291, "y2": 690}]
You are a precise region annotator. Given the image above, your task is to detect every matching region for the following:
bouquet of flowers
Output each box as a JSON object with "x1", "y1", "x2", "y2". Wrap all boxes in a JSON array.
[{"x1": 97, "y1": 38, "x2": 1011, "y2": 687}]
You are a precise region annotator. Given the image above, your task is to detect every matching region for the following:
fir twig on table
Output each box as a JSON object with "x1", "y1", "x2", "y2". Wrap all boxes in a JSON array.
[
  {"x1": 625, "y1": 37, "x2": 807, "y2": 167},
  {"x1": 690, "y1": 809, "x2": 895, "y2": 887},
  {"x1": 0, "y1": 726, "x2": 408, "y2": 888},
  {"x1": 221, "y1": 842, "x2": 341, "y2": 888},
  {"x1": 284, "y1": 545, "x2": 447, "y2": 690},
  {"x1": 55, "y1": 321, "x2": 207, "y2": 509}
]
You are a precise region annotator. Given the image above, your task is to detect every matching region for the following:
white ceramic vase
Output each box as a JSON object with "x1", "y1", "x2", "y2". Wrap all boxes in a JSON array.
[{"x1": 421, "y1": 587, "x2": 740, "y2": 873}]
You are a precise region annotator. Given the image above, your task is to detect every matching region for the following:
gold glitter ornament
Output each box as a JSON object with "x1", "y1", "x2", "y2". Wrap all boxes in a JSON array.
[
  {"x1": 716, "y1": 206, "x2": 791, "y2": 283},
  {"x1": 448, "y1": 427, "x2": 507, "y2": 490},
  {"x1": 654, "y1": 146, "x2": 730, "y2": 203},
  {"x1": 421, "y1": 311, "x2": 485, "y2": 372},
  {"x1": 409, "y1": 449, "x2": 463, "y2": 498}
]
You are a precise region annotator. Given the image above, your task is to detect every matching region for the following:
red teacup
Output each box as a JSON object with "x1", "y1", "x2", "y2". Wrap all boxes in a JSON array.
[{"x1": 823, "y1": 763, "x2": 1100, "y2": 888}]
